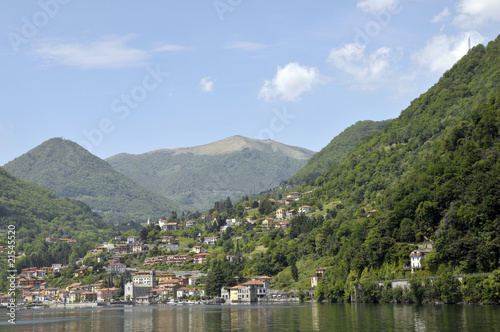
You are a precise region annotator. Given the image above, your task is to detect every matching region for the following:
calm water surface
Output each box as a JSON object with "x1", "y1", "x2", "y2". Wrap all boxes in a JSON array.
[{"x1": 1, "y1": 303, "x2": 499, "y2": 331}]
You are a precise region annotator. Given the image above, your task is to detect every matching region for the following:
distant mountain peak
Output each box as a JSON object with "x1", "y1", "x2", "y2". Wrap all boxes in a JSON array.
[
  {"x1": 106, "y1": 136, "x2": 315, "y2": 211},
  {"x1": 144, "y1": 135, "x2": 314, "y2": 159}
]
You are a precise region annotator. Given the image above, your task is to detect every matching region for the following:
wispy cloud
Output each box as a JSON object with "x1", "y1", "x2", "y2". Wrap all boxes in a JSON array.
[
  {"x1": 32, "y1": 35, "x2": 148, "y2": 69},
  {"x1": 326, "y1": 43, "x2": 395, "y2": 90},
  {"x1": 153, "y1": 44, "x2": 189, "y2": 52},
  {"x1": 453, "y1": 0, "x2": 500, "y2": 28},
  {"x1": 411, "y1": 31, "x2": 485, "y2": 74},
  {"x1": 356, "y1": 0, "x2": 400, "y2": 14},
  {"x1": 259, "y1": 62, "x2": 326, "y2": 102},
  {"x1": 431, "y1": 8, "x2": 451, "y2": 23},
  {"x1": 32, "y1": 35, "x2": 188, "y2": 69},
  {"x1": 200, "y1": 77, "x2": 214, "y2": 92},
  {"x1": 225, "y1": 41, "x2": 265, "y2": 51}
]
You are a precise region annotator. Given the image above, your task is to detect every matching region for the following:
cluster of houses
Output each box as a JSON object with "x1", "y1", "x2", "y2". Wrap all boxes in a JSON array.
[
  {"x1": 220, "y1": 276, "x2": 272, "y2": 303},
  {"x1": 124, "y1": 270, "x2": 205, "y2": 304},
  {"x1": 0, "y1": 269, "x2": 206, "y2": 305}
]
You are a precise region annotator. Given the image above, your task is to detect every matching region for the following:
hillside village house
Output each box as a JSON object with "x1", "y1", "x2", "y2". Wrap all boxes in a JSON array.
[
  {"x1": 126, "y1": 236, "x2": 139, "y2": 244},
  {"x1": 132, "y1": 243, "x2": 143, "y2": 252},
  {"x1": 133, "y1": 271, "x2": 155, "y2": 286},
  {"x1": 188, "y1": 276, "x2": 199, "y2": 286},
  {"x1": 298, "y1": 206, "x2": 313, "y2": 214},
  {"x1": 115, "y1": 244, "x2": 130, "y2": 254},
  {"x1": 156, "y1": 273, "x2": 176, "y2": 283},
  {"x1": 161, "y1": 223, "x2": 182, "y2": 231},
  {"x1": 286, "y1": 210, "x2": 296, "y2": 218},
  {"x1": 107, "y1": 263, "x2": 126, "y2": 274},
  {"x1": 311, "y1": 267, "x2": 327, "y2": 288},
  {"x1": 165, "y1": 255, "x2": 192, "y2": 265},
  {"x1": 204, "y1": 236, "x2": 218, "y2": 245},
  {"x1": 97, "y1": 287, "x2": 119, "y2": 301},
  {"x1": 144, "y1": 256, "x2": 167, "y2": 267},
  {"x1": 275, "y1": 221, "x2": 289, "y2": 229},
  {"x1": 262, "y1": 218, "x2": 274, "y2": 229},
  {"x1": 410, "y1": 249, "x2": 432, "y2": 271},
  {"x1": 185, "y1": 220, "x2": 197, "y2": 228},
  {"x1": 161, "y1": 236, "x2": 179, "y2": 245},
  {"x1": 191, "y1": 246, "x2": 206, "y2": 254},
  {"x1": 275, "y1": 208, "x2": 286, "y2": 219},
  {"x1": 194, "y1": 253, "x2": 210, "y2": 264}
]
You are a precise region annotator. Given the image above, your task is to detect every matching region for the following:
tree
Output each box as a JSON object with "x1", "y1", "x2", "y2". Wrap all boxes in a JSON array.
[
  {"x1": 291, "y1": 263, "x2": 299, "y2": 282},
  {"x1": 69, "y1": 250, "x2": 79, "y2": 267}
]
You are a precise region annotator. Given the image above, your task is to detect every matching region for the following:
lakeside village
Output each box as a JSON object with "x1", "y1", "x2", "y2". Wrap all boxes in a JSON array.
[{"x1": 0, "y1": 191, "x2": 433, "y2": 307}]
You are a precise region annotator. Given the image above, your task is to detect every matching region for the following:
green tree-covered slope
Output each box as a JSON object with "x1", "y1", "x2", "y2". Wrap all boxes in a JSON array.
[
  {"x1": 106, "y1": 135, "x2": 315, "y2": 211},
  {"x1": 3, "y1": 138, "x2": 179, "y2": 222},
  {"x1": 310, "y1": 38, "x2": 500, "y2": 279},
  {"x1": 203, "y1": 37, "x2": 500, "y2": 300},
  {"x1": 289, "y1": 119, "x2": 391, "y2": 184},
  {"x1": 0, "y1": 167, "x2": 113, "y2": 274}
]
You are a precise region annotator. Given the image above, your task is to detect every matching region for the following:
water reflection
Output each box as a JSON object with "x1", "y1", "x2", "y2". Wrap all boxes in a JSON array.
[{"x1": 1, "y1": 303, "x2": 500, "y2": 332}]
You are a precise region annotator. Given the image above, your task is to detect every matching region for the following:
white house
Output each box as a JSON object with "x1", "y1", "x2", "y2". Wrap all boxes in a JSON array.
[
  {"x1": 410, "y1": 249, "x2": 432, "y2": 271},
  {"x1": 204, "y1": 236, "x2": 218, "y2": 245},
  {"x1": 107, "y1": 263, "x2": 127, "y2": 274},
  {"x1": 298, "y1": 206, "x2": 313, "y2": 214},
  {"x1": 126, "y1": 236, "x2": 139, "y2": 244}
]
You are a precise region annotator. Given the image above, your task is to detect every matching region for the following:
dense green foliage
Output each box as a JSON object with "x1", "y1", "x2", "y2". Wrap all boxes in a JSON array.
[
  {"x1": 315, "y1": 270, "x2": 500, "y2": 304},
  {"x1": 202, "y1": 37, "x2": 500, "y2": 297},
  {"x1": 313, "y1": 39, "x2": 500, "y2": 279},
  {"x1": 0, "y1": 167, "x2": 113, "y2": 290},
  {"x1": 3, "y1": 138, "x2": 179, "y2": 222},
  {"x1": 290, "y1": 120, "x2": 391, "y2": 184},
  {"x1": 106, "y1": 136, "x2": 314, "y2": 211}
]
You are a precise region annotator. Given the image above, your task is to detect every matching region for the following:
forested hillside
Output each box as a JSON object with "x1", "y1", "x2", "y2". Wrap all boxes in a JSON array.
[
  {"x1": 3, "y1": 138, "x2": 179, "y2": 222},
  {"x1": 289, "y1": 119, "x2": 391, "y2": 184},
  {"x1": 199, "y1": 37, "x2": 500, "y2": 303},
  {"x1": 0, "y1": 167, "x2": 113, "y2": 274}
]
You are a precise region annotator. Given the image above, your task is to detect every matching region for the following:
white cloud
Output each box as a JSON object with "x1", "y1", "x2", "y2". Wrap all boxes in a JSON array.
[
  {"x1": 225, "y1": 42, "x2": 265, "y2": 51},
  {"x1": 200, "y1": 77, "x2": 214, "y2": 92},
  {"x1": 453, "y1": 0, "x2": 500, "y2": 28},
  {"x1": 153, "y1": 44, "x2": 189, "y2": 52},
  {"x1": 431, "y1": 8, "x2": 451, "y2": 23},
  {"x1": 326, "y1": 43, "x2": 394, "y2": 90},
  {"x1": 357, "y1": 0, "x2": 400, "y2": 13},
  {"x1": 33, "y1": 35, "x2": 149, "y2": 69},
  {"x1": 411, "y1": 31, "x2": 485, "y2": 74},
  {"x1": 258, "y1": 62, "x2": 325, "y2": 102}
]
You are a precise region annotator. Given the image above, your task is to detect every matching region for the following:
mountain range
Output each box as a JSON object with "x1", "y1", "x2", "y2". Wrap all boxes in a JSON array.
[
  {"x1": 106, "y1": 135, "x2": 315, "y2": 211},
  {"x1": 3, "y1": 138, "x2": 179, "y2": 223}
]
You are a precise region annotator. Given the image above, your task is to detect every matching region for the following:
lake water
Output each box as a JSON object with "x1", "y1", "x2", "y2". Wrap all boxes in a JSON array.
[{"x1": 1, "y1": 303, "x2": 499, "y2": 331}]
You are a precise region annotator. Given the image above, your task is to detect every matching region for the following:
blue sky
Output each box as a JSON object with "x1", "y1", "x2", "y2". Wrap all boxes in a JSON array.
[{"x1": 1, "y1": 0, "x2": 500, "y2": 165}]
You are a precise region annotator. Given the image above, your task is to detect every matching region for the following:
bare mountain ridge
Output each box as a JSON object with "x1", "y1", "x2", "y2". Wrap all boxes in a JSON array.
[{"x1": 116, "y1": 135, "x2": 313, "y2": 159}]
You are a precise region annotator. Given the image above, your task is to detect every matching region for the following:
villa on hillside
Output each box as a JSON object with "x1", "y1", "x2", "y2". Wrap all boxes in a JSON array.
[
  {"x1": 410, "y1": 249, "x2": 432, "y2": 272},
  {"x1": 275, "y1": 208, "x2": 286, "y2": 219},
  {"x1": 298, "y1": 206, "x2": 313, "y2": 214},
  {"x1": 311, "y1": 267, "x2": 327, "y2": 288},
  {"x1": 204, "y1": 236, "x2": 218, "y2": 245}
]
